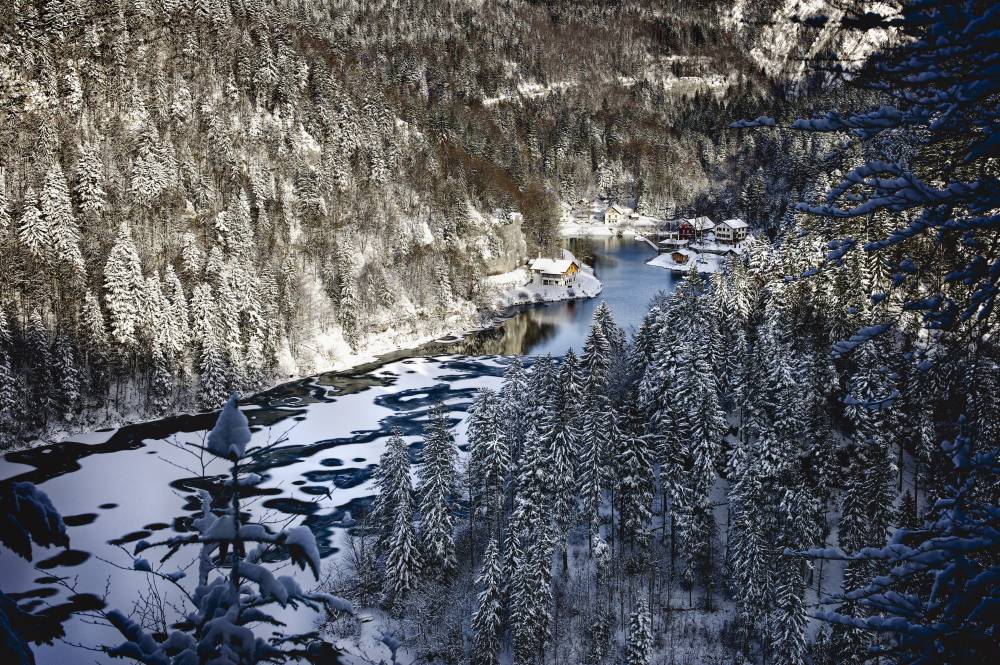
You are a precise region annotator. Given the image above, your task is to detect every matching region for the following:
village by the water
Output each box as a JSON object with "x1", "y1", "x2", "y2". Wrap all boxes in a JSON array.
[{"x1": 496, "y1": 198, "x2": 752, "y2": 308}]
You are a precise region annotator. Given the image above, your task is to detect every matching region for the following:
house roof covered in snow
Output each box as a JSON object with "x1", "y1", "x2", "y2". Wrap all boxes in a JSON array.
[
  {"x1": 683, "y1": 216, "x2": 715, "y2": 230},
  {"x1": 608, "y1": 204, "x2": 630, "y2": 215},
  {"x1": 529, "y1": 258, "x2": 577, "y2": 274},
  {"x1": 719, "y1": 218, "x2": 749, "y2": 229}
]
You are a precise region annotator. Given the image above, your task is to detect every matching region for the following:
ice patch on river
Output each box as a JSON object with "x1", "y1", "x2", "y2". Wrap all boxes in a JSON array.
[{"x1": 0, "y1": 355, "x2": 509, "y2": 663}]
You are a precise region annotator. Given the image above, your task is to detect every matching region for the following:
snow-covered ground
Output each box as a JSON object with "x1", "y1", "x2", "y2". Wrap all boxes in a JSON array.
[
  {"x1": 689, "y1": 238, "x2": 751, "y2": 255},
  {"x1": 480, "y1": 79, "x2": 578, "y2": 106},
  {"x1": 486, "y1": 250, "x2": 603, "y2": 307}
]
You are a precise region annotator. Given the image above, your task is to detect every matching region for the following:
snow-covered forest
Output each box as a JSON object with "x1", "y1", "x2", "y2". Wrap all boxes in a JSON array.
[
  {"x1": 0, "y1": 1, "x2": 997, "y2": 665},
  {"x1": 0, "y1": 0, "x2": 875, "y2": 445}
]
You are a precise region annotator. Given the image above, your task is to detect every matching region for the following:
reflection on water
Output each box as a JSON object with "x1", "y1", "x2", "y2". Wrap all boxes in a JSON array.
[
  {"x1": 0, "y1": 236, "x2": 677, "y2": 661},
  {"x1": 437, "y1": 235, "x2": 678, "y2": 357}
]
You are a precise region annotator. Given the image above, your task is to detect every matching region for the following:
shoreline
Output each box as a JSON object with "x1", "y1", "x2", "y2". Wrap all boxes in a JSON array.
[{"x1": 15, "y1": 254, "x2": 605, "y2": 451}]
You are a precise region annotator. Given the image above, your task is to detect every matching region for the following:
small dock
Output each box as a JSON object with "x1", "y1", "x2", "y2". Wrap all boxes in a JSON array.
[{"x1": 635, "y1": 235, "x2": 658, "y2": 251}]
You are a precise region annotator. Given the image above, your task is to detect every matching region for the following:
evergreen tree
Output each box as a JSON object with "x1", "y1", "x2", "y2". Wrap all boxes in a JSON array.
[
  {"x1": 24, "y1": 310, "x2": 52, "y2": 428},
  {"x1": 103, "y1": 226, "x2": 145, "y2": 353},
  {"x1": 0, "y1": 313, "x2": 18, "y2": 445},
  {"x1": 40, "y1": 162, "x2": 83, "y2": 272},
  {"x1": 370, "y1": 428, "x2": 413, "y2": 552},
  {"x1": 191, "y1": 283, "x2": 229, "y2": 408},
  {"x1": 0, "y1": 169, "x2": 10, "y2": 235},
  {"x1": 617, "y1": 404, "x2": 653, "y2": 547},
  {"x1": 625, "y1": 603, "x2": 652, "y2": 665},
  {"x1": 51, "y1": 334, "x2": 81, "y2": 421},
  {"x1": 579, "y1": 322, "x2": 612, "y2": 545},
  {"x1": 383, "y1": 481, "x2": 421, "y2": 608},
  {"x1": 471, "y1": 537, "x2": 504, "y2": 665},
  {"x1": 467, "y1": 388, "x2": 509, "y2": 533},
  {"x1": 500, "y1": 356, "x2": 530, "y2": 467},
  {"x1": 17, "y1": 187, "x2": 49, "y2": 262},
  {"x1": 74, "y1": 143, "x2": 106, "y2": 220},
  {"x1": 417, "y1": 403, "x2": 458, "y2": 574},
  {"x1": 548, "y1": 373, "x2": 578, "y2": 560}
]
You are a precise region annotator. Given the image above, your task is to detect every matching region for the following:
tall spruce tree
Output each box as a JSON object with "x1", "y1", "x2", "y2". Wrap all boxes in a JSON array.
[
  {"x1": 471, "y1": 537, "x2": 505, "y2": 665},
  {"x1": 417, "y1": 403, "x2": 458, "y2": 574},
  {"x1": 625, "y1": 602, "x2": 652, "y2": 665}
]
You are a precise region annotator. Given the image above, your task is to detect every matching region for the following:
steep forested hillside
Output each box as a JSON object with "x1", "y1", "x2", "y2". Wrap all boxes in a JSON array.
[{"x1": 0, "y1": 0, "x2": 838, "y2": 444}]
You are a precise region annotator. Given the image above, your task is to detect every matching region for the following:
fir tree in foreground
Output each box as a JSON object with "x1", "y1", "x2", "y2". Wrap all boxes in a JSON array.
[
  {"x1": 471, "y1": 537, "x2": 505, "y2": 665},
  {"x1": 107, "y1": 394, "x2": 354, "y2": 662},
  {"x1": 417, "y1": 403, "x2": 459, "y2": 575},
  {"x1": 626, "y1": 602, "x2": 652, "y2": 665}
]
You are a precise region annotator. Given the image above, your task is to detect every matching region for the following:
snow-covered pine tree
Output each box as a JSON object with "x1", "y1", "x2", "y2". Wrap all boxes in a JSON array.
[
  {"x1": 467, "y1": 388, "x2": 509, "y2": 534},
  {"x1": 382, "y1": 478, "x2": 421, "y2": 608},
  {"x1": 17, "y1": 187, "x2": 49, "y2": 262},
  {"x1": 74, "y1": 143, "x2": 106, "y2": 221},
  {"x1": 417, "y1": 403, "x2": 458, "y2": 574},
  {"x1": 500, "y1": 356, "x2": 530, "y2": 472},
  {"x1": 510, "y1": 518, "x2": 554, "y2": 664},
  {"x1": 471, "y1": 536, "x2": 504, "y2": 665},
  {"x1": 728, "y1": 463, "x2": 775, "y2": 647},
  {"x1": 191, "y1": 283, "x2": 230, "y2": 408},
  {"x1": 0, "y1": 168, "x2": 10, "y2": 235},
  {"x1": 103, "y1": 225, "x2": 145, "y2": 354},
  {"x1": 625, "y1": 602, "x2": 652, "y2": 665},
  {"x1": 51, "y1": 334, "x2": 81, "y2": 421},
  {"x1": 129, "y1": 127, "x2": 174, "y2": 207},
  {"x1": 549, "y1": 371, "x2": 578, "y2": 568},
  {"x1": 617, "y1": 402, "x2": 653, "y2": 548},
  {"x1": 162, "y1": 265, "x2": 190, "y2": 370},
  {"x1": 24, "y1": 310, "x2": 52, "y2": 428},
  {"x1": 593, "y1": 301, "x2": 625, "y2": 355},
  {"x1": 40, "y1": 162, "x2": 84, "y2": 272},
  {"x1": 370, "y1": 428, "x2": 413, "y2": 552},
  {"x1": 579, "y1": 322, "x2": 612, "y2": 546},
  {"x1": 0, "y1": 343, "x2": 17, "y2": 446}
]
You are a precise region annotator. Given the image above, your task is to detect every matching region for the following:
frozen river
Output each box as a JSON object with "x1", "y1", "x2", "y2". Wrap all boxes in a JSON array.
[{"x1": 0, "y1": 236, "x2": 678, "y2": 661}]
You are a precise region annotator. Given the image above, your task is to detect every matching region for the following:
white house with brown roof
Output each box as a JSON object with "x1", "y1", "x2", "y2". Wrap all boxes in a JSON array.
[
  {"x1": 528, "y1": 257, "x2": 580, "y2": 286},
  {"x1": 715, "y1": 218, "x2": 749, "y2": 244}
]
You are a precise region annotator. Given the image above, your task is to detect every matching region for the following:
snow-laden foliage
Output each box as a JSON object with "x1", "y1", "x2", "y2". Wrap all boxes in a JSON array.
[
  {"x1": 416, "y1": 403, "x2": 459, "y2": 575},
  {"x1": 798, "y1": 421, "x2": 999, "y2": 664},
  {"x1": 0, "y1": 481, "x2": 76, "y2": 665},
  {"x1": 103, "y1": 397, "x2": 352, "y2": 663},
  {"x1": 205, "y1": 393, "x2": 252, "y2": 461},
  {"x1": 0, "y1": 482, "x2": 68, "y2": 561},
  {"x1": 776, "y1": 1, "x2": 1000, "y2": 331}
]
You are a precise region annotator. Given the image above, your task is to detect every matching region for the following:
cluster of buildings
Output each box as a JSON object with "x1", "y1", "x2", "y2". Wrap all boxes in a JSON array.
[
  {"x1": 591, "y1": 201, "x2": 752, "y2": 273},
  {"x1": 655, "y1": 216, "x2": 749, "y2": 265},
  {"x1": 549, "y1": 200, "x2": 752, "y2": 278}
]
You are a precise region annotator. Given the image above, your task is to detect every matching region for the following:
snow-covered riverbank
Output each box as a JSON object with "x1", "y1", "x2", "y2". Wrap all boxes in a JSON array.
[{"x1": 22, "y1": 251, "x2": 605, "y2": 450}]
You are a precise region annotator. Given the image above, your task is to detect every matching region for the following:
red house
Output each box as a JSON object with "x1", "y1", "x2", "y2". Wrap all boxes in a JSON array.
[{"x1": 679, "y1": 216, "x2": 715, "y2": 241}]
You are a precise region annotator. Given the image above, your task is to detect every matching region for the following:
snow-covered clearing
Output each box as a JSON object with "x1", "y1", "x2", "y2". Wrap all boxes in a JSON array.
[{"x1": 480, "y1": 80, "x2": 578, "y2": 106}]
